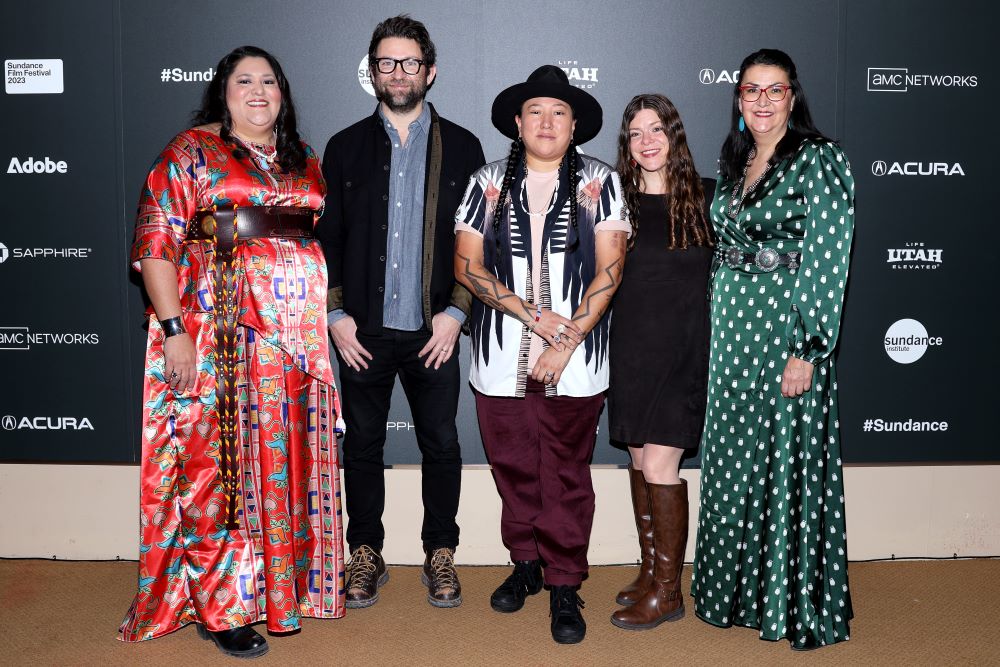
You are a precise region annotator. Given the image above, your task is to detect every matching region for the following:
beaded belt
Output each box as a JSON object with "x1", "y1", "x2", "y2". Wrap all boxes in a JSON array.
[
  {"x1": 718, "y1": 246, "x2": 801, "y2": 272},
  {"x1": 184, "y1": 206, "x2": 314, "y2": 529}
]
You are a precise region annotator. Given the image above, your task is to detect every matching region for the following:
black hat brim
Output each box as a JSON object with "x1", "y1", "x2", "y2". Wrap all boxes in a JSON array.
[{"x1": 491, "y1": 80, "x2": 603, "y2": 145}]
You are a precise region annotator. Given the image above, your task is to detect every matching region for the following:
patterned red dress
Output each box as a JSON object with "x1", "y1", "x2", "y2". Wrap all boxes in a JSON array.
[{"x1": 120, "y1": 128, "x2": 346, "y2": 641}]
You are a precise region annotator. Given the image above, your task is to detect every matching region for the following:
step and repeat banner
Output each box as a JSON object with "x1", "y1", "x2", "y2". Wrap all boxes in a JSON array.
[{"x1": 1, "y1": 0, "x2": 993, "y2": 464}]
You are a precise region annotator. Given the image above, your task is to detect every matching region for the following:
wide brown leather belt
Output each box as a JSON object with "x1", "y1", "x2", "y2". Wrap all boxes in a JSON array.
[{"x1": 185, "y1": 206, "x2": 315, "y2": 529}]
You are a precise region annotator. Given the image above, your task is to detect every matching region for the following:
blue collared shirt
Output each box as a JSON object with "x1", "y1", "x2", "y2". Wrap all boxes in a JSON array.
[{"x1": 328, "y1": 103, "x2": 464, "y2": 330}]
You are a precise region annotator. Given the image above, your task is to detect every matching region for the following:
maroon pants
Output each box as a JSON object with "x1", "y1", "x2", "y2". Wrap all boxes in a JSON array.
[{"x1": 474, "y1": 381, "x2": 605, "y2": 586}]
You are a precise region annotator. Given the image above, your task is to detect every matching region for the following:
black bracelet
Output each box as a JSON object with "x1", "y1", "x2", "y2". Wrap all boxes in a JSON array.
[{"x1": 159, "y1": 316, "x2": 186, "y2": 338}]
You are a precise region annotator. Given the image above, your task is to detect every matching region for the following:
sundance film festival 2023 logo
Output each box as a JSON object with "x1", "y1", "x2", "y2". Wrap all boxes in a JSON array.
[
  {"x1": 883, "y1": 318, "x2": 942, "y2": 364},
  {"x1": 5, "y1": 59, "x2": 63, "y2": 94},
  {"x1": 886, "y1": 242, "x2": 942, "y2": 271},
  {"x1": 871, "y1": 160, "x2": 964, "y2": 177},
  {"x1": 867, "y1": 67, "x2": 977, "y2": 93}
]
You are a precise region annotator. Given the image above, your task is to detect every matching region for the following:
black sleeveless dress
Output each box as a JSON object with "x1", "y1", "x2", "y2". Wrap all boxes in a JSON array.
[{"x1": 608, "y1": 184, "x2": 714, "y2": 448}]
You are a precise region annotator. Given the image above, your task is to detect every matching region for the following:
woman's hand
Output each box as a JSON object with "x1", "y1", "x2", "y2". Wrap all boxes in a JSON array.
[
  {"x1": 531, "y1": 346, "x2": 574, "y2": 386},
  {"x1": 531, "y1": 308, "x2": 585, "y2": 352},
  {"x1": 163, "y1": 332, "x2": 197, "y2": 393},
  {"x1": 781, "y1": 356, "x2": 814, "y2": 398}
]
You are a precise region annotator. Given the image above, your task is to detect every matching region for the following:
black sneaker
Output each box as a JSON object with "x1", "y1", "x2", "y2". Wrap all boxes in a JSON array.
[
  {"x1": 549, "y1": 585, "x2": 586, "y2": 644},
  {"x1": 490, "y1": 560, "x2": 543, "y2": 613}
]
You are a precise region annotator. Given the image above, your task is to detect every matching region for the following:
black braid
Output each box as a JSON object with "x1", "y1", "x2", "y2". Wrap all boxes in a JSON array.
[
  {"x1": 493, "y1": 138, "x2": 522, "y2": 254},
  {"x1": 566, "y1": 140, "x2": 580, "y2": 253}
]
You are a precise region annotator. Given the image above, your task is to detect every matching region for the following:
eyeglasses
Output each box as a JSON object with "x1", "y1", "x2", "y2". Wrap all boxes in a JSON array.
[
  {"x1": 371, "y1": 57, "x2": 425, "y2": 75},
  {"x1": 738, "y1": 84, "x2": 792, "y2": 102}
]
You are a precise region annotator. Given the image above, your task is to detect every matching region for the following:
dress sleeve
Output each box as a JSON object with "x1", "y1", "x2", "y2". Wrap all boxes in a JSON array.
[
  {"x1": 130, "y1": 133, "x2": 199, "y2": 271},
  {"x1": 785, "y1": 143, "x2": 855, "y2": 365}
]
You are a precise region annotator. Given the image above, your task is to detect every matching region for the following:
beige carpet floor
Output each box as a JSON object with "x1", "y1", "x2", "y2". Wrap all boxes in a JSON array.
[{"x1": 1, "y1": 559, "x2": 998, "y2": 666}]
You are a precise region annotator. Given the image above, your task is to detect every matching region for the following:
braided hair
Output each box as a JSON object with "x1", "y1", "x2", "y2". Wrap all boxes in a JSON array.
[
  {"x1": 491, "y1": 138, "x2": 523, "y2": 254},
  {"x1": 566, "y1": 139, "x2": 579, "y2": 253}
]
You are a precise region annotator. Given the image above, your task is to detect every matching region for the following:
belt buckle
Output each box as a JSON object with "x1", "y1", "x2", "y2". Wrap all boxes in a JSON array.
[
  {"x1": 754, "y1": 248, "x2": 779, "y2": 271},
  {"x1": 725, "y1": 247, "x2": 743, "y2": 268}
]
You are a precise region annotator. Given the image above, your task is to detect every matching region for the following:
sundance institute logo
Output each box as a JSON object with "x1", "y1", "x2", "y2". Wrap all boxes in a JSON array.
[
  {"x1": 357, "y1": 55, "x2": 375, "y2": 97},
  {"x1": 883, "y1": 318, "x2": 942, "y2": 364}
]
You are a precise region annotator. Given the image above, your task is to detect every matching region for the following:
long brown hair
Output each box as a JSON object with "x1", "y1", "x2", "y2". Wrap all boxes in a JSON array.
[{"x1": 616, "y1": 93, "x2": 712, "y2": 249}]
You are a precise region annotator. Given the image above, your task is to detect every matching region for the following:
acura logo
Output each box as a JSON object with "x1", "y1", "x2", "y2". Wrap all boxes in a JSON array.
[
  {"x1": 699, "y1": 68, "x2": 715, "y2": 84},
  {"x1": 872, "y1": 160, "x2": 887, "y2": 176},
  {"x1": 1, "y1": 415, "x2": 14, "y2": 430}
]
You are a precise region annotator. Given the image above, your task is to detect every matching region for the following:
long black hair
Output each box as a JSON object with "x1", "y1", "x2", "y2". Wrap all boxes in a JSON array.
[
  {"x1": 192, "y1": 45, "x2": 307, "y2": 173},
  {"x1": 718, "y1": 48, "x2": 832, "y2": 182}
]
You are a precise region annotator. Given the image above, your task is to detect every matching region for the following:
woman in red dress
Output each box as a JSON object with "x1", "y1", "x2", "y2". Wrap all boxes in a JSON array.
[{"x1": 120, "y1": 46, "x2": 345, "y2": 658}]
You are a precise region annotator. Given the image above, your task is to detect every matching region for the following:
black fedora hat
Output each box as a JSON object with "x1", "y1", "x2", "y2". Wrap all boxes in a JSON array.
[{"x1": 491, "y1": 65, "x2": 603, "y2": 144}]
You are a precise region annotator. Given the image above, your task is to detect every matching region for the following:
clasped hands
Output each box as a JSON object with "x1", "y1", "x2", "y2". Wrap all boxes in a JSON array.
[{"x1": 528, "y1": 306, "x2": 584, "y2": 386}]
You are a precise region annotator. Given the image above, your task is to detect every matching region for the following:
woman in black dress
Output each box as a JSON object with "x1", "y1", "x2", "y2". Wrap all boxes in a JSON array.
[{"x1": 608, "y1": 93, "x2": 714, "y2": 630}]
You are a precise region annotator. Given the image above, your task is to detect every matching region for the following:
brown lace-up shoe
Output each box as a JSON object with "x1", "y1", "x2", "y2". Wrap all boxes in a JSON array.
[
  {"x1": 345, "y1": 545, "x2": 388, "y2": 609},
  {"x1": 420, "y1": 547, "x2": 462, "y2": 608}
]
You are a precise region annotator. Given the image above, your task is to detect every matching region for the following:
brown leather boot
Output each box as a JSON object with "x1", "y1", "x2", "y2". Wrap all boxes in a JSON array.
[
  {"x1": 615, "y1": 465, "x2": 655, "y2": 606},
  {"x1": 610, "y1": 479, "x2": 687, "y2": 630}
]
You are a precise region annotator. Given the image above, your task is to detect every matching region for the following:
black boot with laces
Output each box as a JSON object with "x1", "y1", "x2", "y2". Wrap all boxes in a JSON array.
[{"x1": 490, "y1": 559, "x2": 543, "y2": 612}]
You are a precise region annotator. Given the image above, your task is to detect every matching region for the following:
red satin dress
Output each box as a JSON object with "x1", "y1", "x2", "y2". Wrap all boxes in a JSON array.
[{"x1": 120, "y1": 128, "x2": 345, "y2": 641}]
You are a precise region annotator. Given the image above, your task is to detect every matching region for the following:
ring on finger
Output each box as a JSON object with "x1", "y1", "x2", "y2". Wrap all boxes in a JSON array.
[
  {"x1": 556, "y1": 324, "x2": 566, "y2": 334},
  {"x1": 553, "y1": 334, "x2": 561, "y2": 343}
]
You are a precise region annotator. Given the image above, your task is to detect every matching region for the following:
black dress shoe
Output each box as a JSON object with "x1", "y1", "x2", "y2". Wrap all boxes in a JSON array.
[
  {"x1": 196, "y1": 623, "x2": 269, "y2": 658},
  {"x1": 549, "y1": 585, "x2": 586, "y2": 644},
  {"x1": 346, "y1": 545, "x2": 388, "y2": 608},
  {"x1": 490, "y1": 560, "x2": 543, "y2": 613}
]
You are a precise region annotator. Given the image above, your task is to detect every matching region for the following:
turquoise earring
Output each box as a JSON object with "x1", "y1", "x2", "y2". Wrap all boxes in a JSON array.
[{"x1": 738, "y1": 117, "x2": 746, "y2": 132}]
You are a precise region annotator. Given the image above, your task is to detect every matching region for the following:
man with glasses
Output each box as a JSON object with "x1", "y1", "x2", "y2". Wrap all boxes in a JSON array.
[{"x1": 317, "y1": 15, "x2": 485, "y2": 609}]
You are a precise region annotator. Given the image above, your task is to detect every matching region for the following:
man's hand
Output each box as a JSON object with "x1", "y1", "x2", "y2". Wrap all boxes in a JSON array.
[
  {"x1": 329, "y1": 315, "x2": 373, "y2": 371},
  {"x1": 418, "y1": 312, "x2": 462, "y2": 369}
]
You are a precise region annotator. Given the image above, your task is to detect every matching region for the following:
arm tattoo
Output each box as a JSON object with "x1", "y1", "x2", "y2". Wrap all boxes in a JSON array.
[
  {"x1": 456, "y1": 251, "x2": 534, "y2": 324},
  {"x1": 571, "y1": 255, "x2": 623, "y2": 324}
]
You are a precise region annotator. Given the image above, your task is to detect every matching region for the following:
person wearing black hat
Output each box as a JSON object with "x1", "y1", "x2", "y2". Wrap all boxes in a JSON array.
[{"x1": 454, "y1": 65, "x2": 630, "y2": 644}]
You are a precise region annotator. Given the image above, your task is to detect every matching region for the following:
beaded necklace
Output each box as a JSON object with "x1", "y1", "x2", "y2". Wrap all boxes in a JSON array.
[{"x1": 728, "y1": 146, "x2": 771, "y2": 218}]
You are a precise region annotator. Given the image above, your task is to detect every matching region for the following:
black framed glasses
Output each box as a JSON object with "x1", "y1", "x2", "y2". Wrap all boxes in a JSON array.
[
  {"x1": 738, "y1": 84, "x2": 792, "y2": 102},
  {"x1": 371, "y1": 57, "x2": 425, "y2": 75}
]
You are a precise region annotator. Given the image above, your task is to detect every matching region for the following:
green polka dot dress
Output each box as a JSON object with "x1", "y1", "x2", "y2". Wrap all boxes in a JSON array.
[{"x1": 692, "y1": 141, "x2": 855, "y2": 649}]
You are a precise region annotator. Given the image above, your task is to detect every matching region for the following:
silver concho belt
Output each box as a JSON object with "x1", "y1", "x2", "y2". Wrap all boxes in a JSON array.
[{"x1": 721, "y1": 246, "x2": 801, "y2": 272}]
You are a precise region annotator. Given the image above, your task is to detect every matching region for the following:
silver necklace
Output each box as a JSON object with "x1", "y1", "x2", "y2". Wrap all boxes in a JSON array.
[
  {"x1": 519, "y1": 173, "x2": 559, "y2": 216},
  {"x1": 232, "y1": 131, "x2": 277, "y2": 171},
  {"x1": 728, "y1": 147, "x2": 771, "y2": 218}
]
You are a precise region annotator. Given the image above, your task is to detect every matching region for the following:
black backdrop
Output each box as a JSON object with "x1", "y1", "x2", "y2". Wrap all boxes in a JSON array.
[{"x1": 0, "y1": 0, "x2": 993, "y2": 464}]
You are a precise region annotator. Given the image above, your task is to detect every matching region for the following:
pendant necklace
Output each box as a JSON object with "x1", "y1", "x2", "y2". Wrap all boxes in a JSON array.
[{"x1": 233, "y1": 131, "x2": 277, "y2": 171}]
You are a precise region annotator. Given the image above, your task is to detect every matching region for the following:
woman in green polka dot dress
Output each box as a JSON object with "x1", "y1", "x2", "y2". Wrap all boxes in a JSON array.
[{"x1": 692, "y1": 49, "x2": 855, "y2": 650}]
